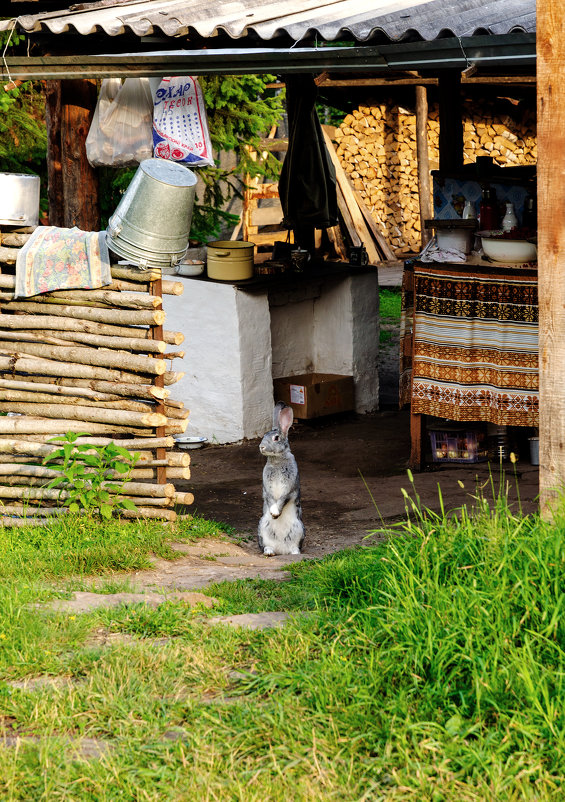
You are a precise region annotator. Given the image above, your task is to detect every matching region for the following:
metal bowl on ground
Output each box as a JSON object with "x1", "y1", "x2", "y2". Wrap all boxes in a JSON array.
[
  {"x1": 174, "y1": 436, "x2": 208, "y2": 449},
  {"x1": 481, "y1": 232, "x2": 537, "y2": 263}
]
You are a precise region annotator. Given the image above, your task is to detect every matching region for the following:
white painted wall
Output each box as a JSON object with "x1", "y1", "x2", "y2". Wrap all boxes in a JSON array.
[
  {"x1": 271, "y1": 272, "x2": 379, "y2": 413},
  {"x1": 165, "y1": 278, "x2": 272, "y2": 443},
  {"x1": 164, "y1": 271, "x2": 379, "y2": 443}
]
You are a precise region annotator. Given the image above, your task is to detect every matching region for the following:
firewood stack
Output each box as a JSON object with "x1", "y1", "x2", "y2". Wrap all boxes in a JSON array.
[
  {"x1": 0, "y1": 228, "x2": 193, "y2": 524},
  {"x1": 333, "y1": 99, "x2": 537, "y2": 257}
]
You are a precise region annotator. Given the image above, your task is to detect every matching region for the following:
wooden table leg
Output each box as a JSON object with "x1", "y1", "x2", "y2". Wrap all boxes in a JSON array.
[{"x1": 409, "y1": 411, "x2": 424, "y2": 470}]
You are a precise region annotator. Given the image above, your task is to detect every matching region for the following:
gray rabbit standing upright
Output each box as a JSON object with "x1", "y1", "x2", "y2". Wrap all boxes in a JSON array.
[{"x1": 258, "y1": 402, "x2": 305, "y2": 556}]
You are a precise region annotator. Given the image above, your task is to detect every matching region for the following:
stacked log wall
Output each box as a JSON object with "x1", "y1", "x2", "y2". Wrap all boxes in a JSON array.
[
  {"x1": 0, "y1": 229, "x2": 192, "y2": 523},
  {"x1": 334, "y1": 99, "x2": 537, "y2": 256}
]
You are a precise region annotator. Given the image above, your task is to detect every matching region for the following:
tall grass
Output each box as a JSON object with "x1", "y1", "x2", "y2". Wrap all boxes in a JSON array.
[{"x1": 0, "y1": 486, "x2": 563, "y2": 799}]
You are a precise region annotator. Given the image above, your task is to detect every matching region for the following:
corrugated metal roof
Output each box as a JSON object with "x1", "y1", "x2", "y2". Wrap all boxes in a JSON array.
[{"x1": 2, "y1": 0, "x2": 536, "y2": 43}]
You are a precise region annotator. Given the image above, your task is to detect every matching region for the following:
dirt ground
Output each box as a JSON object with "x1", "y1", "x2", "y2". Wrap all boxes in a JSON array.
[
  {"x1": 59, "y1": 280, "x2": 540, "y2": 602},
  {"x1": 175, "y1": 407, "x2": 540, "y2": 560}
]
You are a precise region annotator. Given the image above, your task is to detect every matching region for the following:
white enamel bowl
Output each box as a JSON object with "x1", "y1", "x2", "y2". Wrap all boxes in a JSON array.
[{"x1": 481, "y1": 234, "x2": 537, "y2": 263}]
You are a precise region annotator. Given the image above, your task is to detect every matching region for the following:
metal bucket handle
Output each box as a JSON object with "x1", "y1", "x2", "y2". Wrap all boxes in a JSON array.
[{"x1": 212, "y1": 249, "x2": 231, "y2": 258}]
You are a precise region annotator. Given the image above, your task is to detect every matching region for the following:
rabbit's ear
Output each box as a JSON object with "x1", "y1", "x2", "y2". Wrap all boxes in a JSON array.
[
  {"x1": 278, "y1": 405, "x2": 294, "y2": 437},
  {"x1": 273, "y1": 401, "x2": 285, "y2": 429}
]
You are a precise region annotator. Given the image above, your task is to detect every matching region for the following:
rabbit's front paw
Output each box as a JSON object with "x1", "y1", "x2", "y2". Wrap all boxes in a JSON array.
[
  {"x1": 269, "y1": 504, "x2": 280, "y2": 518},
  {"x1": 263, "y1": 547, "x2": 275, "y2": 556}
]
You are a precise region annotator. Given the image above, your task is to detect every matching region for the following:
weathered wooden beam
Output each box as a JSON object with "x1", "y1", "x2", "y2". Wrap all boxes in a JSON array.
[
  {"x1": 60, "y1": 79, "x2": 100, "y2": 230},
  {"x1": 537, "y1": 0, "x2": 565, "y2": 513},
  {"x1": 415, "y1": 85, "x2": 433, "y2": 248}
]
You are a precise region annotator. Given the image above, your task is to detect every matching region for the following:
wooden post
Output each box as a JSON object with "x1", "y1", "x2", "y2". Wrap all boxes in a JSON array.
[
  {"x1": 151, "y1": 277, "x2": 168, "y2": 486},
  {"x1": 537, "y1": 0, "x2": 565, "y2": 511},
  {"x1": 415, "y1": 85, "x2": 433, "y2": 247},
  {"x1": 60, "y1": 79, "x2": 100, "y2": 230},
  {"x1": 44, "y1": 81, "x2": 64, "y2": 228},
  {"x1": 438, "y1": 71, "x2": 464, "y2": 174}
]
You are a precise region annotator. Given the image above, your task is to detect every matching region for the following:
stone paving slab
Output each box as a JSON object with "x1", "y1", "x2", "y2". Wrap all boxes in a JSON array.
[
  {"x1": 207, "y1": 611, "x2": 292, "y2": 630},
  {"x1": 39, "y1": 590, "x2": 217, "y2": 614},
  {"x1": 0, "y1": 735, "x2": 111, "y2": 760}
]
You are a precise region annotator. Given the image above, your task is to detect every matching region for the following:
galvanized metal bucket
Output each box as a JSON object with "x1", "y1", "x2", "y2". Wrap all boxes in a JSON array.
[{"x1": 106, "y1": 158, "x2": 197, "y2": 270}]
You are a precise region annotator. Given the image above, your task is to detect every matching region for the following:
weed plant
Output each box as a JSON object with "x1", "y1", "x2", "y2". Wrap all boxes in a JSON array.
[{"x1": 0, "y1": 481, "x2": 562, "y2": 800}]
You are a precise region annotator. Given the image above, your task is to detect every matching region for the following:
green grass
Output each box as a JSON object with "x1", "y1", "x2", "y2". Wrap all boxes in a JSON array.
[
  {"x1": 379, "y1": 287, "x2": 402, "y2": 321},
  {"x1": 0, "y1": 486, "x2": 563, "y2": 800},
  {"x1": 379, "y1": 288, "x2": 402, "y2": 345}
]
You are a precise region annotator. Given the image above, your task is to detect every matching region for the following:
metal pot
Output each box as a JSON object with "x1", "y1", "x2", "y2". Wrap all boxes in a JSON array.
[
  {"x1": 106, "y1": 158, "x2": 197, "y2": 270},
  {"x1": 206, "y1": 241, "x2": 255, "y2": 281},
  {"x1": 0, "y1": 172, "x2": 40, "y2": 227}
]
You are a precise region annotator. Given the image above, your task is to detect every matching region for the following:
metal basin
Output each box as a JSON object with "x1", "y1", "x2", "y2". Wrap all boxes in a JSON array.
[{"x1": 0, "y1": 173, "x2": 40, "y2": 227}]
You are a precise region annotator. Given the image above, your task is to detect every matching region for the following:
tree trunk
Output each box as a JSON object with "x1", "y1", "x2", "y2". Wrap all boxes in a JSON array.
[
  {"x1": 60, "y1": 79, "x2": 100, "y2": 230},
  {"x1": 0, "y1": 342, "x2": 166, "y2": 375},
  {"x1": 45, "y1": 80, "x2": 64, "y2": 228},
  {"x1": 0, "y1": 313, "x2": 182, "y2": 346},
  {"x1": 3, "y1": 301, "x2": 165, "y2": 327},
  {"x1": 24, "y1": 376, "x2": 168, "y2": 401},
  {"x1": 0, "y1": 402, "x2": 166, "y2": 428}
]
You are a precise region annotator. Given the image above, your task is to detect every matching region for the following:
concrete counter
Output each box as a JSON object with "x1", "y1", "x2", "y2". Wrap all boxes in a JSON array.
[{"x1": 165, "y1": 268, "x2": 379, "y2": 443}]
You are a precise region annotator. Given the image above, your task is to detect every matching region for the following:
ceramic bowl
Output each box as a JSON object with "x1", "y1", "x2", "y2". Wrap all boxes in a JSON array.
[
  {"x1": 481, "y1": 234, "x2": 537, "y2": 263},
  {"x1": 175, "y1": 260, "x2": 205, "y2": 277},
  {"x1": 174, "y1": 436, "x2": 208, "y2": 449}
]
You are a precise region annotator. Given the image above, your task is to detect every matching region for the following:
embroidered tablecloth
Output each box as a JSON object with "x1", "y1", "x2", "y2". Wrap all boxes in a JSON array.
[{"x1": 400, "y1": 262, "x2": 538, "y2": 427}]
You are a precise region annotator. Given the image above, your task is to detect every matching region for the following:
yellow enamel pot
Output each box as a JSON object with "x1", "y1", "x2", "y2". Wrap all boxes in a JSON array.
[{"x1": 206, "y1": 240, "x2": 255, "y2": 280}]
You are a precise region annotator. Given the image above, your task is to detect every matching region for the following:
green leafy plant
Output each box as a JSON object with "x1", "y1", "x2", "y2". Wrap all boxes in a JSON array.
[{"x1": 42, "y1": 433, "x2": 140, "y2": 519}]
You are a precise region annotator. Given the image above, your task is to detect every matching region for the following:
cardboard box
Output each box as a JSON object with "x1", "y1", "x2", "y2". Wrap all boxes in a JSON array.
[{"x1": 273, "y1": 373, "x2": 355, "y2": 419}]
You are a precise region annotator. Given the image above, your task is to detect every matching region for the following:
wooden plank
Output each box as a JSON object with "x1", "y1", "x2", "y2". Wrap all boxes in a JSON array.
[
  {"x1": 352, "y1": 187, "x2": 396, "y2": 261},
  {"x1": 409, "y1": 412, "x2": 424, "y2": 470},
  {"x1": 336, "y1": 185, "x2": 361, "y2": 248},
  {"x1": 415, "y1": 85, "x2": 433, "y2": 249},
  {"x1": 321, "y1": 125, "x2": 381, "y2": 264},
  {"x1": 251, "y1": 206, "x2": 283, "y2": 227},
  {"x1": 537, "y1": 0, "x2": 565, "y2": 512},
  {"x1": 326, "y1": 224, "x2": 348, "y2": 261},
  {"x1": 151, "y1": 276, "x2": 168, "y2": 486}
]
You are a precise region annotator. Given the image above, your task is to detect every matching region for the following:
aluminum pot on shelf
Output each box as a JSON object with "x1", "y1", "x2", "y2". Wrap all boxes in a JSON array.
[{"x1": 0, "y1": 172, "x2": 40, "y2": 227}]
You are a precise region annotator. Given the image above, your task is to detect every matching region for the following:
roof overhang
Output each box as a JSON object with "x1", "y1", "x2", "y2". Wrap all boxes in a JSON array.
[{"x1": 0, "y1": 33, "x2": 536, "y2": 80}]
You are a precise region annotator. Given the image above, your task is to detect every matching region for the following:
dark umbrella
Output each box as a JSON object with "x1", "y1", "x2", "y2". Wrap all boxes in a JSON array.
[{"x1": 278, "y1": 74, "x2": 338, "y2": 249}]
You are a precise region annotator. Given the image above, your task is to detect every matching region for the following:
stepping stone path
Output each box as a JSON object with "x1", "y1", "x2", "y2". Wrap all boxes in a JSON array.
[
  {"x1": 0, "y1": 735, "x2": 111, "y2": 760},
  {"x1": 37, "y1": 538, "x2": 305, "y2": 617},
  {"x1": 3, "y1": 540, "x2": 307, "y2": 761},
  {"x1": 41, "y1": 590, "x2": 216, "y2": 614},
  {"x1": 207, "y1": 612, "x2": 291, "y2": 630}
]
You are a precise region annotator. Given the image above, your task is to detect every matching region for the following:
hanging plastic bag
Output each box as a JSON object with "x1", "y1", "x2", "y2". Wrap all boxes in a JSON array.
[
  {"x1": 86, "y1": 78, "x2": 154, "y2": 167},
  {"x1": 152, "y1": 76, "x2": 214, "y2": 167}
]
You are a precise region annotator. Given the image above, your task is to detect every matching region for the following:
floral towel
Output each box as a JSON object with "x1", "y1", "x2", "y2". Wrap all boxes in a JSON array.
[{"x1": 15, "y1": 226, "x2": 112, "y2": 299}]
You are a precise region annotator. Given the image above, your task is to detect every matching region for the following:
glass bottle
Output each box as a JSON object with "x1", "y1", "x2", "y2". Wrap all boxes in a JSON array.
[
  {"x1": 479, "y1": 187, "x2": 498, "y2": 231},
  {"x1": 522, "y1": 195, "x2": 537, "y2": 230},
  {"x1": 462, "y1": 200, "x2": 476, "y2": 219}
]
